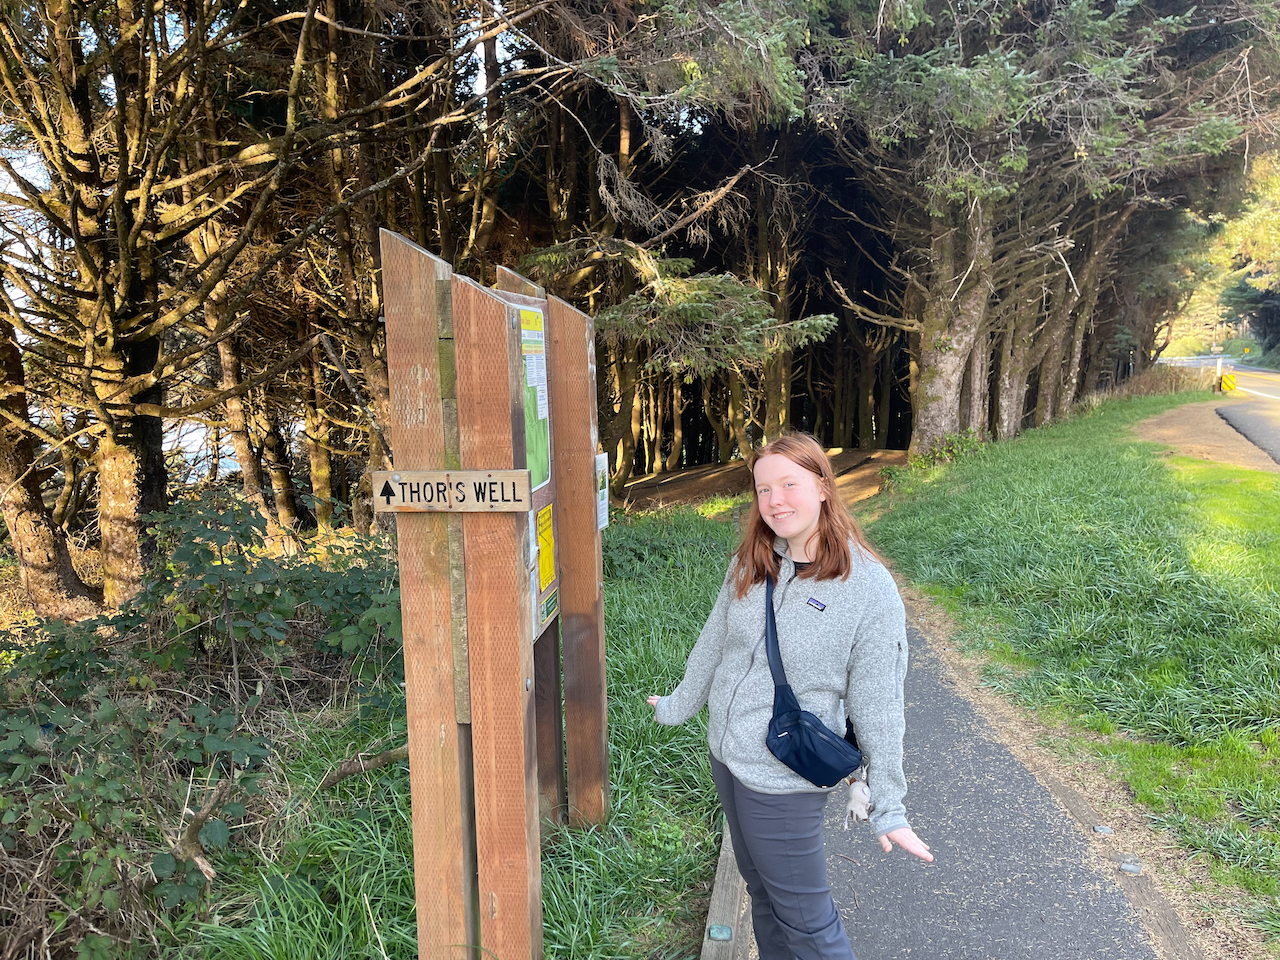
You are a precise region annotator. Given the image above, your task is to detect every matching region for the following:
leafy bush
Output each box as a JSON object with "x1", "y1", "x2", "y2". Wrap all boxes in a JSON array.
[
  {"x1": 907, "y1": 430, "x2": 986, "y2": 469},
  {"x1": 0, "y1": 489, "x2": 401, "y2": 957}
]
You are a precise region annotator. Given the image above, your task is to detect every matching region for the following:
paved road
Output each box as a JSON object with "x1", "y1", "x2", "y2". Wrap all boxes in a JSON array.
[
  {"x1": 820, "y1": 627, "x2": 1163, "y2": 960},
  {"x1": 1217, "y1": 364, "x2": 1280, "y2": 464}
]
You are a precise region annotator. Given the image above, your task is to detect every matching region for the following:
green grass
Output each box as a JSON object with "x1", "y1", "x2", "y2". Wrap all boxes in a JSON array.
[
  {"x1": 193, "y1": 508, "x2": 737, "y2": 960},
  {"x1": 860, "y1": 391, "x2": 1280, "y2": 938},
  {"x1": 193, "y1": 713, "x2": 419, "y2": 960}
]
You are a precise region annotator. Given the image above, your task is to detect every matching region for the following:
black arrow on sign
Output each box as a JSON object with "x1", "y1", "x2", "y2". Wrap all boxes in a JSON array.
[{"x1": 380, "y1": 481, "x2": 397, "y2": 505}]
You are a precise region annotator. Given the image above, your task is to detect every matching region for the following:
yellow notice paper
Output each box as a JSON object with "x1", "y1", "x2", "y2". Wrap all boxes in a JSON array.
[{"x1": 537, "y1": 504, "x2": 555, "y2": 592}]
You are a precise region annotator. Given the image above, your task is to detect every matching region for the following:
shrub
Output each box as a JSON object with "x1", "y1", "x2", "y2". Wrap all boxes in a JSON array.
[
  {"x1": 0, "y1": 490, "x2": 401, "y2": 957},
  {"x1": 1096, "y1": 364, "x2": 1215, "y2": 400}
]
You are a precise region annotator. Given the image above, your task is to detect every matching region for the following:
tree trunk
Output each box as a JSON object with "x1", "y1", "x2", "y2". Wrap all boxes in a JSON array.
[
  {"x1": 665, "y1": 376, "x2": 686, "y2": 473},
  {"x1": 464, "y1": 20, "x2": 502, "y2": 264},
  {"x1": 649, "y1": 378, "x2": 666, "y2": 475},
  {"x1": 350, "y1": 327, "x2": 392, "y2": 435},
  {"x1": 95, "y1": 339, "x2": 167, "y2": 607},
  {"x1": 876, "y1": 344, "x2": 894, "y2": 449},
  {"x1": 208, "y1": 425, "x2": 221, "y2": 482},
  {"x1": 1082, "y1": 326, "x2": 1108, "y2": 395},
  {"x1": 433, "y1": 126, "x2": 457, "y2": 261},
  {"x1": 606, "y1": 340, "x2": 639, "y2": 496},
  {"x1": 702, "y1": 377, "x2": 732, "y2": 464},
  {"x1": 0, "y1": 321, "x2": 99, "y2": 618},
  {"x1": 965, "y1": 333, "x2": 991, "y2": 439},
  {"x1": 95, "y1": 422, "x2": 165, "y2": 608},
  {"x1": 856, "y1": 344, "x2": 879, "y2": 450},
  {"x1": 727, "y1": 368, "x2": 752, "y2": 458},
  {"x1": 1063, "y1": 285, "x2": 1099, "y2": 407},
  {"x1": 830, "y1": 328, "x2": 851, "y2": 446},
  {"x1": 911, "y1": 203, "x2": 993, "y2": 456},
  {"x1": 304, "y1": 348, "x2": 334, "y2": 528},
  {"x1": 50, "y1": 411, "x2": 90, "y2": 530},
  {"x1": 619, "y1": 377, "x2": 643, "y2": 484},
  {"x1": 762, "y1": 350, "x2": 792, "y2": 439},
  {"x1": 994, "y1": 311, "x2": 1034, "y2": 441},
  {"x1": 217, "y1": 338, "x2": 276, "y2": 526},
  {"x1": 1033, "y1": 327, "x2": 1067, "y2": 427},
  {"x1": 260, "y1": 408, "x2": 300, "y2": 532}
]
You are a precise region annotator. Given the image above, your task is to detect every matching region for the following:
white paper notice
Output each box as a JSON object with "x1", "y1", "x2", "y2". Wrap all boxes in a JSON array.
[
  {"x1": 536, "y1": 384, "x2": 549, "y2": 420},
  {"x1": 526, "y1": 353, "x2": 546, "y2": 389},
  {"x1": 595, "y1": 452, "x2": 609, "y2": 530}
]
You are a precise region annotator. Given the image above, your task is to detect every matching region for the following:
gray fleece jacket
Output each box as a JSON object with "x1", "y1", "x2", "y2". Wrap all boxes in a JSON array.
[{"x1": 654, "y1": 545, "x2": 911, "y2": 839}]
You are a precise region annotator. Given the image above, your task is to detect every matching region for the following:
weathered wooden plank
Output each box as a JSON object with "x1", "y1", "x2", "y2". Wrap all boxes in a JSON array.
[
  {"x1": 701, "y1": 821, "x2": 751, "y2": 960},
  {"x1": 453, "y1": 275, "x2": 543, "y2": 960},
  {"x1": 377, "y1": 231, "x2": 474, "y2": 959},
  {"x1": 496, "y1": 265, "x2": 545, "y2": 299},
  {"x1": 545, "y1": 295, "x2": 610, "y2": 826},
  {"x1": 533, "y1": 619, "x2": 566, "y2": 825}
]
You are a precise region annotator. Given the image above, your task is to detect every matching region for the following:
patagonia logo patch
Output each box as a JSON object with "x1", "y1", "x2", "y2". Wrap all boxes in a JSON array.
[{"x1": 807, "y1": 597, "x2": 826, "y2": 611}]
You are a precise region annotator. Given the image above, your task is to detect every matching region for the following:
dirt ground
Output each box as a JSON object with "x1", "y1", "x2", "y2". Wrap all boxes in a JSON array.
[{"x1": 1134, "y1": 395, "x2": 1280, "y2": 473}]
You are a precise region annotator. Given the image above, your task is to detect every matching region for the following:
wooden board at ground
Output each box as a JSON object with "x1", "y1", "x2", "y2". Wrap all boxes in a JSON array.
[{"x1": 377, "y1": 231, "x2": 473, "y2": 958}]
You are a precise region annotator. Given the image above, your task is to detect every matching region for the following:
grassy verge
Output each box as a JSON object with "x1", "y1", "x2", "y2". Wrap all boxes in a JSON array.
[
  {"x1": 859, "y1": 391, "x2": 1280, "y2": 940},
  {"x1": 194, "y1": 506, "x2": 737, "y2": 960}
]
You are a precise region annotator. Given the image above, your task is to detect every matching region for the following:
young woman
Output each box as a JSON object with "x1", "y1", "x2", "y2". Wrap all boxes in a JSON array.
[{"x1": 647, "y1": 432, "x2": 931, "y2": 960}]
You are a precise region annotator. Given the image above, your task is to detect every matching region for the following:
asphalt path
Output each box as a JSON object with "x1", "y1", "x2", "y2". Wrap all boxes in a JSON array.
[
  {"x1": 1217, "y1": 364, "x2": 1280, "y2": 464},
  {"x1": 820, "y1": 627, "x2": 1162, "y2": 960}
]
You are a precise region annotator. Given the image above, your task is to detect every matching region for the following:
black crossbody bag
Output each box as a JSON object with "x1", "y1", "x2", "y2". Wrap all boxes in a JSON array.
[{"x1": 763, "y1": 574, "x2": 864, "y2": 788}]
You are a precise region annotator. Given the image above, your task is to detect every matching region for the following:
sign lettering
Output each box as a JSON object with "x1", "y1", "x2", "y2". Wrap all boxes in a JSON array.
[{"x1": 372, "y1": 470, "x2": 532, "y2": 513}]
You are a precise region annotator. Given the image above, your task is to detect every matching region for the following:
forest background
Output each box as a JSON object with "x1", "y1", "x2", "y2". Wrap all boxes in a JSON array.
[
  {"x1": 1, "y1": 0, "x2": 1280, "y2": 620},
  {"x1": 4, "y1": 1, "x2": 1280, "y2": 955}
]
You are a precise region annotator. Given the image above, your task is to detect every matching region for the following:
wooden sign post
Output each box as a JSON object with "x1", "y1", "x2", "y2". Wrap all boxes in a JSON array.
[{"x1": 376, "y1": 231, "x2": 610, "y2": 960}]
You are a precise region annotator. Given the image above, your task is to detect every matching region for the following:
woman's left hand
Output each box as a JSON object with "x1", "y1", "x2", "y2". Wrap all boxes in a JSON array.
[{"x1": 879, "y1": 827, "x2": 933, "y2": 862}]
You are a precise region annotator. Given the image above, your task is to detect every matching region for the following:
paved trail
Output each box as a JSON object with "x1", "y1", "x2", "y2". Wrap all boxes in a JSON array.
[{"x1": 822, "y1": 628, "x2": 1164, "y2": 960}]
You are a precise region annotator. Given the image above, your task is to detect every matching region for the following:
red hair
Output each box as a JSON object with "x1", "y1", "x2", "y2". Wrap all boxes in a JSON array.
[{"x1": 732, "y1": 432, "x2": 878, "y2": 598}]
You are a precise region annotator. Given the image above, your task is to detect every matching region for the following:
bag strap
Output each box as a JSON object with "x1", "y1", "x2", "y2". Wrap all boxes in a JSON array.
[{"x1": 763, "y1": 574, "x2": 789, "y2": 689}]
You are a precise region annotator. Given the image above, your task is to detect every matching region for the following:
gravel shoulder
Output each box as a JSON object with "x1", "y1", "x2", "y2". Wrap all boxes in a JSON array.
[{"x1": 1132, "y1": 396, "x2": 1280, "y2": 473}]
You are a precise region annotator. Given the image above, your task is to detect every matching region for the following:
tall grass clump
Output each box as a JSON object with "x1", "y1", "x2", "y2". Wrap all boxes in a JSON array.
[
  {"x1": 862, "y1": 390, "x2": 1280, "y2": 933},
  {"x1": 195, "y1": 710, "x2": 419, "y2": 960}
]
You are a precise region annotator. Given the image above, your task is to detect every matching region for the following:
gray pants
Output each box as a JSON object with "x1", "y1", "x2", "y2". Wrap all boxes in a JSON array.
[{"x1": 711, "y1": 754, "x2": 857, "y2": 960}]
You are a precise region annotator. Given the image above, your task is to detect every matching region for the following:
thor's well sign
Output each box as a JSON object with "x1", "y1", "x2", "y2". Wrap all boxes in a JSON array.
[
  {"x1": 377, "y1": 232, "x2": 609, "y2": 960},
  {"x1": 373, "y1": 470, "x2": 531, "y2": 511}
]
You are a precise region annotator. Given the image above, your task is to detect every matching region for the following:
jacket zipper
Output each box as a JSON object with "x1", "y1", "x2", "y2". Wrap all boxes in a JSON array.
[{"x1": 718, "y1": 569, "x2": 791, "y2": 758}]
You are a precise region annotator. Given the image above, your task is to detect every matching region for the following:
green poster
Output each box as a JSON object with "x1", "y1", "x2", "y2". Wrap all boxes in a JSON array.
[{"x1": 520, "y1": 308, "x2": 550, "y2": 490}]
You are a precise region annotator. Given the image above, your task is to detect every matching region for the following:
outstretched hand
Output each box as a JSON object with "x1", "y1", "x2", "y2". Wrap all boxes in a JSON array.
[{"x1": 879, "y1": 827, "x2": 933, "y2": 862}]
